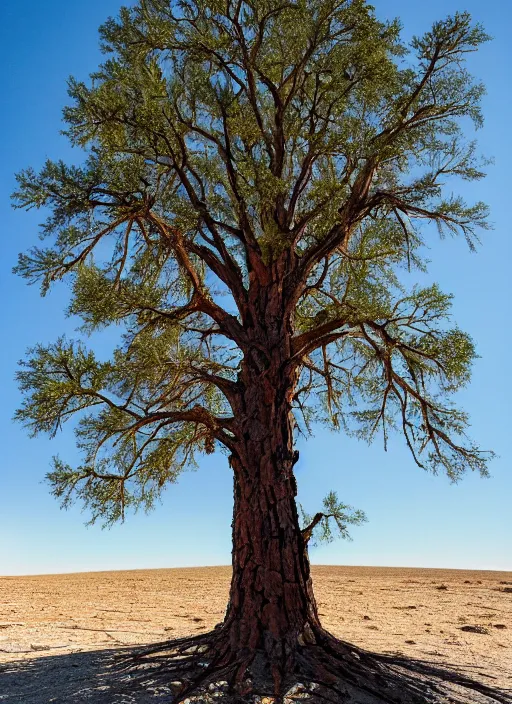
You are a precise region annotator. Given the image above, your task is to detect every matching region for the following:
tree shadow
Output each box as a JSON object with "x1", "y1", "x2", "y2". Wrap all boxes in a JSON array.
[
  {"x1": 0, "y1": 646, "x2": 157, "y2": 704},
  {"x1": 0, "y1": 636, "x2": 511, "y2": 704}
]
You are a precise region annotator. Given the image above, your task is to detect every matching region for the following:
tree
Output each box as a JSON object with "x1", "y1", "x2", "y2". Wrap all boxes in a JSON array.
[{"x1": 14, "y1": 2, "x2": 500, "y2": 702}]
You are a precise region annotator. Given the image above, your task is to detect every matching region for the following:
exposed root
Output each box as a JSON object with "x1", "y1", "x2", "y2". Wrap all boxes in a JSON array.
[{"x1": 116, "y1": 625, "x2": 512, "y2": 704}]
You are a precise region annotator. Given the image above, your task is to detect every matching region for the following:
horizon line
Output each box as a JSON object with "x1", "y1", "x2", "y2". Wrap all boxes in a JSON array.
[{"x1": 2, "y1": 562, "x2": 511, "y2": 579}]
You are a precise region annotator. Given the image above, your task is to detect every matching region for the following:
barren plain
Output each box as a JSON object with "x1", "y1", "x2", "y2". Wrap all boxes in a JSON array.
[{"x1": 0, "y1": 565, "x2": 511, "y2": 702}]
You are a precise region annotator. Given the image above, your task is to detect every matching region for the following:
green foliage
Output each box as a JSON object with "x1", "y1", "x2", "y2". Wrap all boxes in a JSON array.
[
  {"x1": 295, "y1": 282, "x2": 489, "y2": 480},
  {"x1": 15, "y1": 334, "x2": 229, "y2": 525},
  {"x1": 299, "y1": 491, "x2": 367, "y2": 546},
  {"x1": 13, "y1": 0, "x2": 494, "y2": 526}
]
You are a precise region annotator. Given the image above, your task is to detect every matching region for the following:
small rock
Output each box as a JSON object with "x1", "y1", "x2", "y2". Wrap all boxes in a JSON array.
[
  {"x1": 285, "y1": 683, "x2": 307, "y2": 697},
  {"x1": 460, "y1": 625, "x2": 489, "y2": 634},
  {"x1": 493, "y1": 624, "x2": 507, "y2": 629},
  {"x1": 363, "y1": 615, "x2": 371, "y2": 620},
  {"x1": 30, "y1": 644, "x2": 51, "y2": 651},
  {"x1": 405, "y1": 640, "x2": 416, "y2": 645}
]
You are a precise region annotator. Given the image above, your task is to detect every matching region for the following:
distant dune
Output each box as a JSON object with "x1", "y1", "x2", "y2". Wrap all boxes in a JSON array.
[{"x1": 0, "y1": 565, "x2": 511, "y2": 700}]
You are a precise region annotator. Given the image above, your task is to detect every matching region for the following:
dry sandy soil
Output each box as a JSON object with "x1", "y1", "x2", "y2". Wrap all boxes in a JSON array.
[{"x1": 0, "y1": 565, "x2": 511, "y2": 702}]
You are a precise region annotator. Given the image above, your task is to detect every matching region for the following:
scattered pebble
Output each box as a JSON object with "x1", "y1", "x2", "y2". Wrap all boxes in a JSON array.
[
  {"x1": 460, "y1": 625, "x2": 489, "y2": 634},
  {"x1": 285, "y1": 683, "x2": 307, "y2": 697}
]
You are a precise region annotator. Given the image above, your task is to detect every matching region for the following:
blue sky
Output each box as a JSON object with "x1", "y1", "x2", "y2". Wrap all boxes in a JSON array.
[{"x1": 0, "y1": 0, "x2": 510, "y2": 576}]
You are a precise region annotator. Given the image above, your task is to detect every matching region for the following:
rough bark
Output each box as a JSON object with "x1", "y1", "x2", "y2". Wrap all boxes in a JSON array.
[
  {"x1": 222, "y1": 263, "x2": 320, "y2": 690},
  {"x1": 224, "y1": 391, "x2": 319, "y2": 689}
]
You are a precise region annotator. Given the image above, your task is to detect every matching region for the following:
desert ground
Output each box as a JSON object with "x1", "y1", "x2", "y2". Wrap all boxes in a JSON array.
[{"x1": 0, "y1": 565, "x2": 511, "y2": 702}]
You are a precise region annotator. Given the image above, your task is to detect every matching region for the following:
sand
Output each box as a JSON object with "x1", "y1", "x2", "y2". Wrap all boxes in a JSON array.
[{"x1": 0, "y1": 565, "x2": 511, "y2": 701}]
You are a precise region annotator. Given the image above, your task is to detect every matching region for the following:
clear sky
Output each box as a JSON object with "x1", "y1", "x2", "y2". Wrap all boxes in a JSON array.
[{"x1": 0, "y1": 0, "x2": 510, "y2": 576}]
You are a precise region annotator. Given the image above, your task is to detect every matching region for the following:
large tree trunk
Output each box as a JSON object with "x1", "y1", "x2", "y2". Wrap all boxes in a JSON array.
[
  {"x1": 222, "y1": 274, "x2": 321, "y2": 690},
  {"x1": 224, "y1": 388, "x2": 320, "y2": 687}
]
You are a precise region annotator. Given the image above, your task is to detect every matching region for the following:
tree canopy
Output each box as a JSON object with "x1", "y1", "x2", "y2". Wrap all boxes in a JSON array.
[{"x1": 14, "y1": 0, "x2": 493, "y2": 527}]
